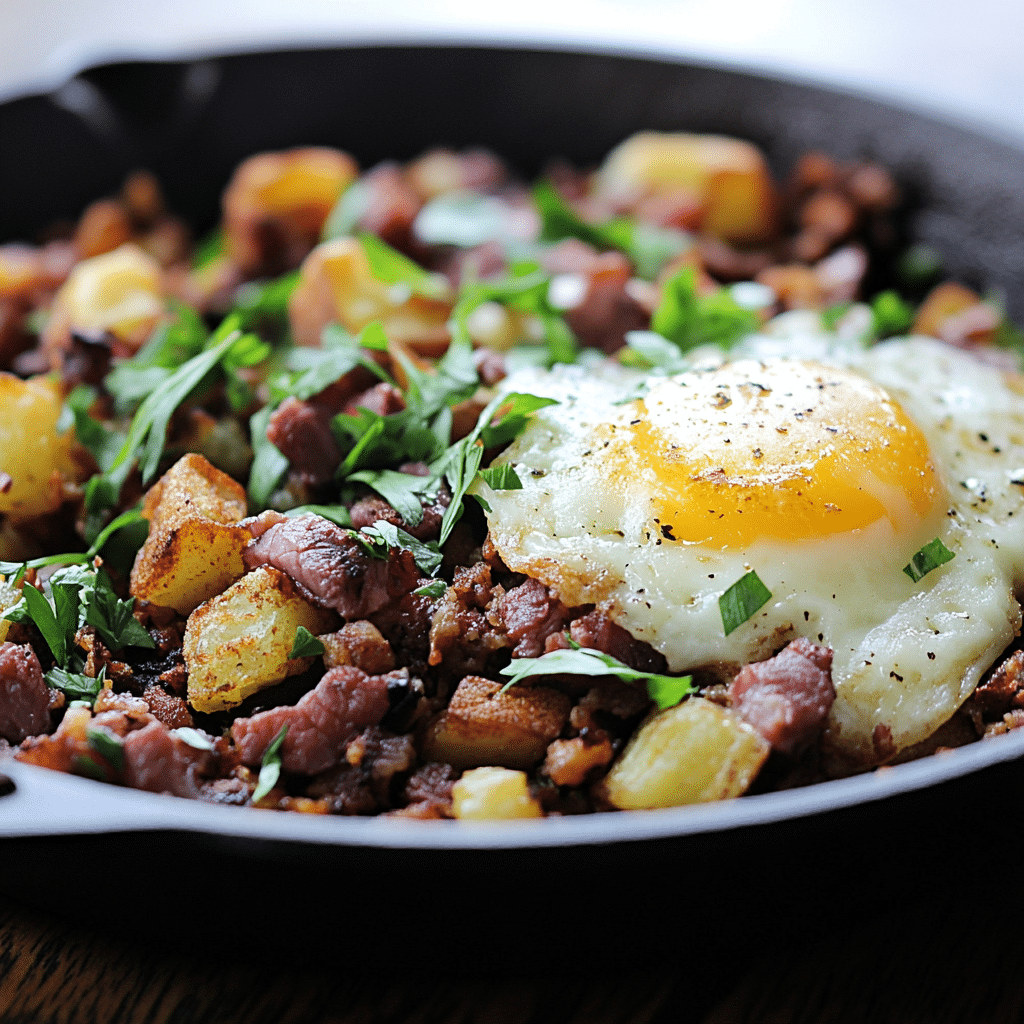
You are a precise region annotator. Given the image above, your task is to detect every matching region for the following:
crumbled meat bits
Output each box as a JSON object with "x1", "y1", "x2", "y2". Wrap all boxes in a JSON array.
[{"x1": 1, "y1": 131, "x2": 1022, "y2": 821}]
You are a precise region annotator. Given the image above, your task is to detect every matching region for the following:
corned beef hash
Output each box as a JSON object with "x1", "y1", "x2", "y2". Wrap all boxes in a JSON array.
[{"x1": 1, "y1": 132, "x2": 1023, "y2": 819}]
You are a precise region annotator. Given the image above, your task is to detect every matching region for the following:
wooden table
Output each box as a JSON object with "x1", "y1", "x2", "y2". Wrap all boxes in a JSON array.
[{"x1": 3, "y1": 882, "x2": 1023, "y2": 1024}]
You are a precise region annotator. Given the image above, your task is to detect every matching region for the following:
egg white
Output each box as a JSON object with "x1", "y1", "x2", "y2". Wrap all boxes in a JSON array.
[{"x1": 477, "y1": 334, "x2": 1024, "y2": 766}]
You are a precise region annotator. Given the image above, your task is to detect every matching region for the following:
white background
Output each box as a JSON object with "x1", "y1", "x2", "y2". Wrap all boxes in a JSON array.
[{"x1": 1, "y1": 0, "x2": 1023, "y2": 145}]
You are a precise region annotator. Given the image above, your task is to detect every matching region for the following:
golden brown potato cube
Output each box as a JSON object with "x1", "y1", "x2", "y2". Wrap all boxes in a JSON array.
[
  {"x1": 595, "y1": 131, "x2": 777, "y2": 244},
  {"x1": 451, "y1": 767, "x2": 543, "y2": 820},
  {"x1": 600, "y1": 697, "x2": 770, "y2": 810},
  {"x1": 43, "y1": 243, "x2": 164, "y2": 354},
  {"x1": 0, "y1": 374, "x2": 79, "y2": 519},
  {"x1": 223, "y1": 147, "x2": 358, "y2": 275},
  {"x1": 130, "y1": 454, "x2": 250, "y2": 616},
  {"x1": 288, "y1": 236, "x2": 452, "y2": 353},
  {"x1": 320, "y1": 621, "x2": 396, "y2": 674},
  {"x1": 422, "y1": 676, "x2": 570, "y2": 771},
  {"x1": 184, "y1": 566, "x2": 337, "y2": 713}
]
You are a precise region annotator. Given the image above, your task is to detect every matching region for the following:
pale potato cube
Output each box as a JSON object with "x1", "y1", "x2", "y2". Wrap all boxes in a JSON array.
[
  {"x1": 0, "y1": 374, "x2": 79, "y2": 519},
  {"x1": 47, "y1": 243, "x2": 164, "y2": 347},
  {"x1": 288, "y1": 236, "x2": 452, "y2": 353},
  {"x1": 601, "y1": 697, "x2": 770, "y2": 810},
  {"x1": 184, "y1": 566, "x2": 337, "y2": 713},
  {"x1": 0, "y1": 573, "x2": 23, "y2": 644},
  {"x1": 130, "y1": 454, "x2": 251, "y2": 616},
  {"x1": 224, "y1": 147, "x2": 358, "y2": 275},
  {"x1": 595, "y1": 131, "x2": 777, "y2": 243},
  {"x1": 421, "y1": 676, "x2": 570, "y2": 771},
  {"x1": 452, "y1": 766, "x2": 542, "y2": 820}
]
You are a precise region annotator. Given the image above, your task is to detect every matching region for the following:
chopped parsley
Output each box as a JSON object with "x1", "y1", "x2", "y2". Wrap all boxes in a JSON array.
[
  {"x1": 499, "y1": 644, "x2": 695, "y2": 711},
  {"x1": 719, "y1": 570, "x2": 773, "y2": 636},
  {"x1": 903, "y1": 538, "x2": 956, "y2": 582},
  {"x1": 288, "y1": 626, "x2": 325, "y2": 659},
  {"x1": 652, "y1": 265, "x2": 758, "y2": 351},
  {"x1": 252, "y1": 725, "x2": 288, "y2": 803}
]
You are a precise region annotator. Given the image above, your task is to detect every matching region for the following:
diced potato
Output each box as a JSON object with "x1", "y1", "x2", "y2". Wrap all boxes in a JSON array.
[
  {"x1": 0, "y1": 573, "x2": 23, "y2": 644},
  {"x1": 184, "y1": 566, "x2": 337, "y2": 713},
  {"x1": 45, "y1": 243, "x2": 164, "y2": 348},
  {"x1": 288, "y1": 236, "x2": 452, "y2": 353},
  {"x1": 0, "y1": 374, "x2": 79, "y2": 519},
  {"x1": 451, "y1": 766, "x2": 543, "y2": 820},
  {"x1": 600, "y1": 697, "x2": 770, "y2": 810},
  {"x1": 224, "y1": 147, "x2": 359, "y2": 275},
  {"x1": 912, "y1": 282, "x2": 998, "y2": 346},
  {"x1": 421, "y1": 676, "x2": 570, "y2": 771},
  {"x1": 130, "y1": 454, "x2": 250, "y2": 616},
  {"x1": 595, "y1": 131, "x2": 777, "y2": 243}
]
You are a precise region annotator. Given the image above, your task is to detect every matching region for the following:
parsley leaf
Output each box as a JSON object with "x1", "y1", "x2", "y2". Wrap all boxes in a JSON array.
[
  {"x1": 413, "y1": 579, "x2": 447, "y2": 599},
  {"x1": 284, "y1": 504, "x2": 352, "y2": 528},
  {"x1": 85, "y1": 319, "x2": 256, "y2": 530},
  {"x1": 247, "y1": 403, "x2": 290, "y2": 508},
  {"x1": 288, "y1": 626, "x2": 325, "y2": 659},
  {"x1": 361, "y1": 520, "x2": 443, "y2": 577},
  {"x1": 347, "y1": 468, "x2": 436, "y2": 526},
  {"x1": 719, "y1": 570, "x2": 773, "y2": 636},
  {"x1": 46, "y1": 665, "x2": 104, "y2": 705},
  {"x1": 652, "y1": 265, "x2": 758, "y2": 351},
  {"x1": 477, "y1": 464, "x2": 522, "y2": 491},
  {"x1": 358, "y1": 233, "x2": 450, "y2": 301},
  {"x1": 86, "y1": 725, "x2": 125, "y2": 772},
  {"x1": 533, "y1": 179, "x2": 689, "y2": 280},
  {"x1": 871, "y1": 290, "x2": 915, "y2": 339},
  {"x1": 232, "y1": 271, "x2": 300, "y2": 331},
  {"x1": 252, "y1": 724, "x2": 288, "y2": 803},
  {"x1": 903, "y1": 538, "x2": 956, "y2": 582},
  {"x1": 322, "y1": 179, "x2": 370, "y2": 241},
  {"x1": 499, "y1": 645, "x2": 695, "y2": 710}
]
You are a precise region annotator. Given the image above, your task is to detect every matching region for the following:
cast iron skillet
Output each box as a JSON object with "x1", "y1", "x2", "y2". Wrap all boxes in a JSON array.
[{"x1": 3, "y1": 45, "x2": 1024, "y2": 954}]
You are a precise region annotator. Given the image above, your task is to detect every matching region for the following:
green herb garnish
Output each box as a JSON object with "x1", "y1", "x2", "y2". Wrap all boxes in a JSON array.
[
  {"x1": 719, "y1": 570, "x2": 773, "y2": 636},
  {"x1": 252, "y1": 725, "x2": 288, "y2": 803},
  {"x1": 652, "y1": 265, "x2": 758, "y2": 352},
  {"x1": 903, "y1": 538, "x2": 956, "y2": 582},
  {"x1": 413, "y1": 579, "x2": 447, "y2": 599},
  {"x1": 499, "y1": 645, "x2": 695, "y2": 711},
  {"x1": 86, "y1": 725, "x2": 125, "y2": 773},
  {"x1": 288, "y1": 626, "x2": 325, "y2": 659}
]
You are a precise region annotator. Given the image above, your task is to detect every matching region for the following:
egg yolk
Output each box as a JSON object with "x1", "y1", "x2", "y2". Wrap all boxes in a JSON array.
[{"x1": 604, "y1": 360, "x2": 940, "y2": 547}]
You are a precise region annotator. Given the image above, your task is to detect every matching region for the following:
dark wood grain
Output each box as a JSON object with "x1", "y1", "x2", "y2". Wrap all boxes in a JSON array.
[{"x1": 4, "y1": 883, "x2": 1024, "y2": 1024}]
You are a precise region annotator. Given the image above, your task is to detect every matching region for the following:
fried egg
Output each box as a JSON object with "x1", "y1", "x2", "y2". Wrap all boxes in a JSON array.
[{"x1": 477, "y1": 334, "x2": 1024, "y2": 766}]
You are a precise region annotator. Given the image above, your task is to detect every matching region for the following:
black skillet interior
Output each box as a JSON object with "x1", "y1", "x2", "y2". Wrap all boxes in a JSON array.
[{"x1": 3, "y1": 44, "x2": 1024, "y2": 959}]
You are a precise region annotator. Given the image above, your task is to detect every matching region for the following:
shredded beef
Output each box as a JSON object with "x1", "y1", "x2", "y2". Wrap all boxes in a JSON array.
[
  {"x1": 729, "y1": 638, "x2": 835, "y2": 755},
  {"x1": 562, "y1": 252, "x2": 649, "y2": 354},
  {"x1": 306, "y1": 726, "x2": 416, "y2": 813},
  {"x1": 972, "y1": 649, "x2": 1024, "y2": 714},
  {"x1": 243, "y1": 513, "x2": 421, "y2": 619},
  {"x1": 142, "y1": 684, "x2": 194, "y2": 729},
  {"x1": 267, "y1": 397, "x2": 343, "y2": 486},
  {"x1": 370, "y1": 591, "x2": 438, "y2": 677},
  {"x1": 0, "y1": 642, "x2": 50, "y2": 744},
  {"x1": 320, "y1": 621, "x2": 396, "y2": 674},
  {"x1": 231, "y1": 665, "x2": 402, "y2": 774},
  {"x1": 122, "y1": 720, "x2": 216, "y2": 797},
  {"x1": 428, "y1": 562, "x2": 509, "y2": 675},
  {"x1": 402, "y1": 761, "x2": 459, "y2": 815},
  {"x1": 497, "y1": 578, "x2": 573, "y2": 658},
  {"x1": 568, "y1": 611, "x2": 667, "y2": 674},
  {"x1": 342, "y1": 382, "x2": 405, "y2": 418}
]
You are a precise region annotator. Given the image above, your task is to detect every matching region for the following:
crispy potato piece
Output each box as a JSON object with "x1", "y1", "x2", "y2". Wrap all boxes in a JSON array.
[
  {"x1": 422, "y1": 676, "x2": 571, "y2": 771},
  {"x1": 130, "y1": 454, "x2": 250, "y2": 616},
  {"x1": 0, "y1": 574, "x2": 23, "y2": 644},
  {"x1": 451, "y1": 766, "x2": 543, "y2": 820},
  {"x1": 224, "y1": 147, "x2": 358, "y2": 275},
  {"x1": 184, "y1": 565, "x2": 337, "y2": 713},
  {"x1": 44, "y1": 243, "x2": 164, "y2": 352},
  {"x1": 595, "y1": 131, "x2": 777, "y2": 243},
  {"x1": 288, "y1": 236, "x2": 452, "y2": 353},
  {"x1": 0, "y1": 374, "x2": 79, "y2": 519},
  {"x1": 600, "y1": 697, "x2": 770, "y2": 810}
]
